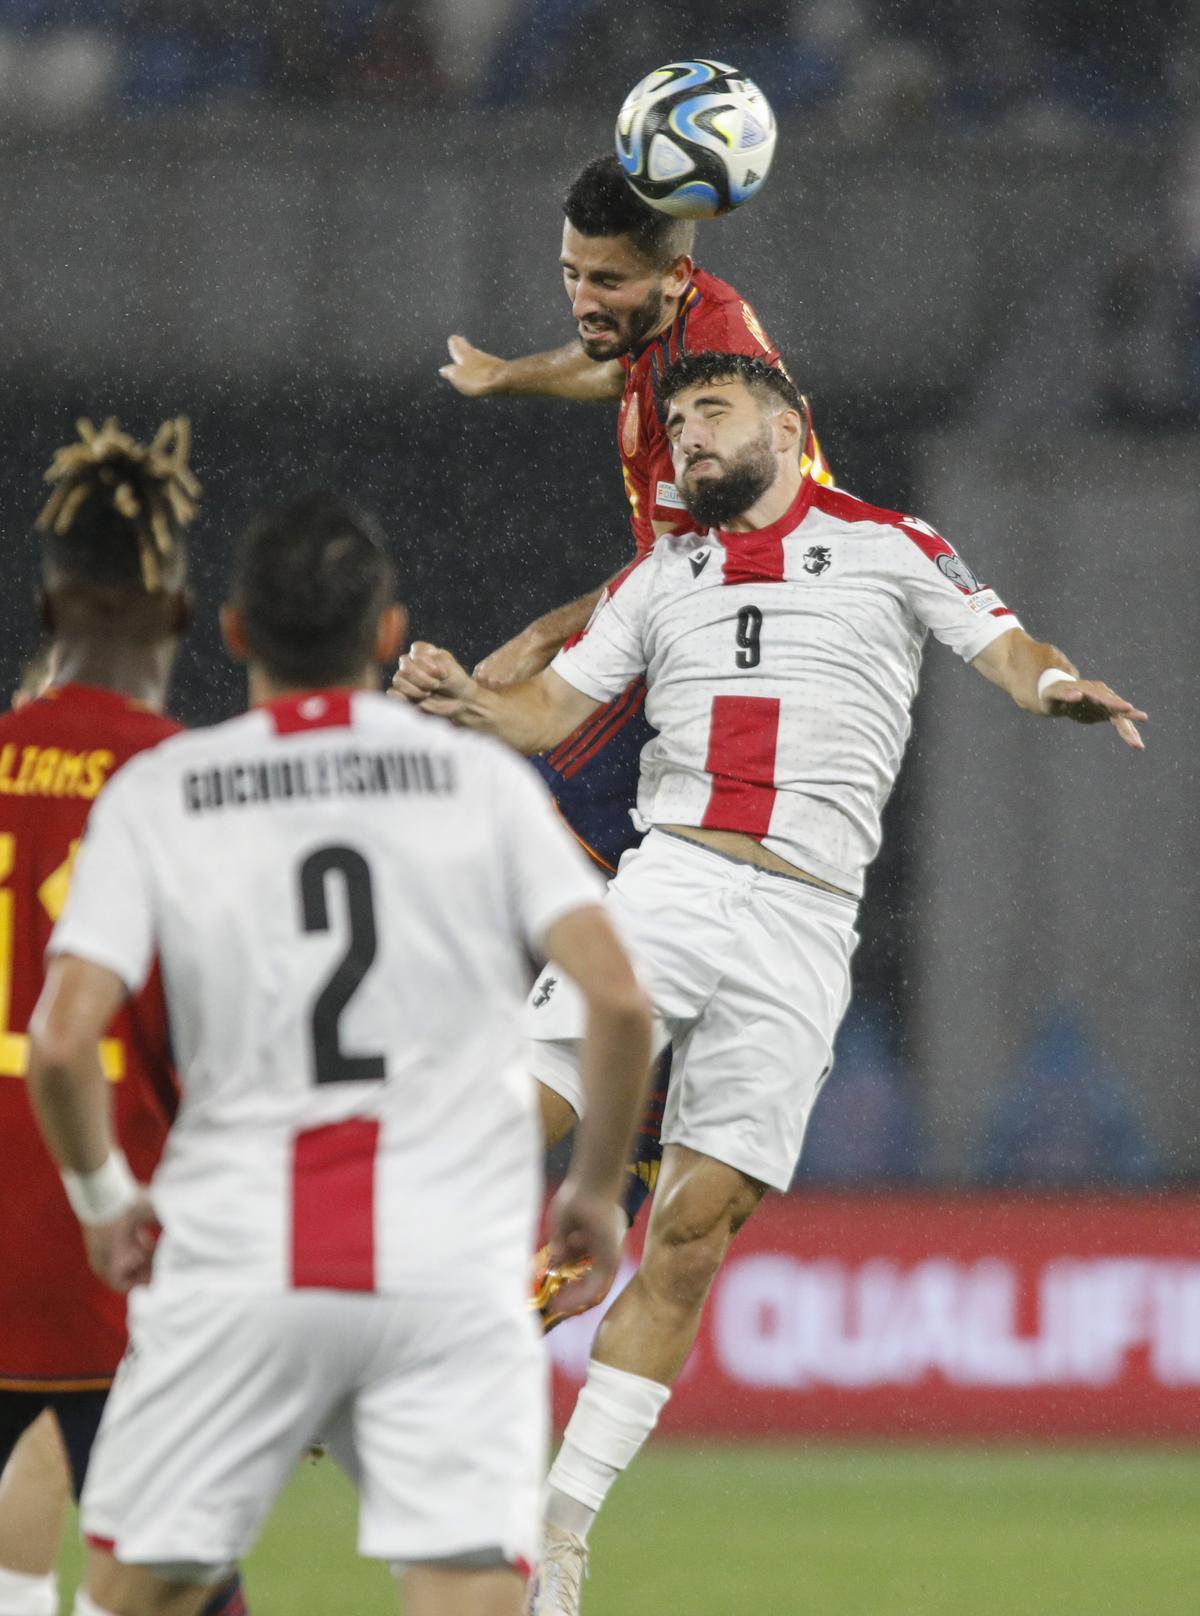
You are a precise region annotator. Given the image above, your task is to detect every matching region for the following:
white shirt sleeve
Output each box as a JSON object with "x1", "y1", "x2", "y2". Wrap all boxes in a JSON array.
[
  {"x1": 490, "y1": 749, "x2": 606, "y2": 952},
  {"x1": 48, "y1": 761, "x2": 158, "y2": 994},
  {"x1": 550, "y1": 553, "x2": 654, "y2": 701},
  {"x1": 888, "y1": 519, "x2": 1022, "y2": 662}
]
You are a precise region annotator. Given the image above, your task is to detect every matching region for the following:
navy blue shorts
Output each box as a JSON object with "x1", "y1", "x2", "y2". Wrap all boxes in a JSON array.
[
  {"x1": 532, "y1": 678, "x2": 667, "y2": 1224},
  {"x1": 531, "y1": 678, "x2": 651, "y2": 873},
  {"x1": 0, "y1": 1387, "x2": 106, "y2": 1499}
]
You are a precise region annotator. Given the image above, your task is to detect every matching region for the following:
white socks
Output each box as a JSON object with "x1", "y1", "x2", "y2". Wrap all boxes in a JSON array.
[
  {"x1": 73, "y1": 1590, "x2": 117, "y2": 1616},
  {"x1": 0, "y1": 1566, "x2": 56, "y2": 1616},
  {"x1": 545, "y1": 1361, "x2": 671, "y2": 1540}
]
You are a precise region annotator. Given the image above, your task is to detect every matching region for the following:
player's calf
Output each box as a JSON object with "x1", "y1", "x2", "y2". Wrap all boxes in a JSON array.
[
  {"x1": 400, "y1": 1562, "x2": 525, "y2": 1616},
  {"x1": 82, "y1": 1547, "x2": 232, "y2": 1616},
  {"x1": 534, "y1": 1145, "x2": 765, "y2": 1578}
]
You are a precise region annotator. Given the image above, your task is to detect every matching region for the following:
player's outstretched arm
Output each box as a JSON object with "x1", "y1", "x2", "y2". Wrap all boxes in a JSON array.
[
  {"x1": 475, "y1": 525, "x2": 678, "y2": 686},
  {"x1": 540, "y1": 905, "x2": 653, "y2": 1317},
  {"x1": 439, "y1": 334, "x2": 625, "y2": 402},
  {"x1": 391, "y1": 641, "x2": 601, "y2": 754},
  {"x1": 28, "y1": 955, "x2": 157, "y2": 1291},
  {"x1": 972, "y1": 626, "x2": 1147, "y2": 749},
  {"x1": 474, "y1": 588, "x2": 605, "y2": 686}
]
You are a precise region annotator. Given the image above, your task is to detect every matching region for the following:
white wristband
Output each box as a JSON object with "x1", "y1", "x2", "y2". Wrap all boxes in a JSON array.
[
  {"x1": 1038, "y1": 667, "x2": 1078, "y2": 701},
  {"x1": 61, "y1": 1150, "x2": 139, "y2": 1226}
]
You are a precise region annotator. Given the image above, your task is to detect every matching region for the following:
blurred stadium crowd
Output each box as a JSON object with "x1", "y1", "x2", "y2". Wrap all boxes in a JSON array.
[
  {"x1": 1, "y1": 0, "x2": 1192, "y2": 132},
  {"x1": 793, "y1": 1000, "x2": 1163, "y2": 1192}
]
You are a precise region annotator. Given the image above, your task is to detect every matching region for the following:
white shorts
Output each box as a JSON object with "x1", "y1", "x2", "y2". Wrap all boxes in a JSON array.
[
  {"x1": 81, "y1": 1282, "x2": 546, "y2": 1572},
  {"x1": 526, "y1": 829, "x2": 858, "y2": 1191}
]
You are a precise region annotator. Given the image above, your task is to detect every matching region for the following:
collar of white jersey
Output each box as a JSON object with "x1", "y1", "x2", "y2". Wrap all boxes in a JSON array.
[{"x1": 714, "y1": 469, "x2": 818, "y2": 549}]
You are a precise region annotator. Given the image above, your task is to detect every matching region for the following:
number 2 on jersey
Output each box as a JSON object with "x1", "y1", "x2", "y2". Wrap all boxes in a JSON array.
[
  {"x1": 299, "y1": 845, "x2": 385, "y2": 1085},
  {"x1": 735, "y1": 604, "x2": 763, "y2": 669}
]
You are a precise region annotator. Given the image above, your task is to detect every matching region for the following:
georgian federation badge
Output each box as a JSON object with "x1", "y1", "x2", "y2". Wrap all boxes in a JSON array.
[{"x1": 803, "y1": 545, "x2": 832, "y2": 575}]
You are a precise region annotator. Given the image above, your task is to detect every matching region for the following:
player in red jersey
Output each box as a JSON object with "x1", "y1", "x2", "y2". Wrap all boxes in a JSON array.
[
  {"x1": 0, "y1": 419, "x2": 244, "y2": 1616},
  {"x1": 442, "y1": 156, "x2": 831, "y2": 1291},
  {"x1": 443, "y1": 155, "x2": 830, "y2": 681}
]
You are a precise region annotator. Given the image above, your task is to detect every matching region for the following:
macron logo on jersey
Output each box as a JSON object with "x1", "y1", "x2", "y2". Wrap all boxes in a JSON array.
[{"x1": 689, "y1": 549, "x2": 712, "y2": 579}]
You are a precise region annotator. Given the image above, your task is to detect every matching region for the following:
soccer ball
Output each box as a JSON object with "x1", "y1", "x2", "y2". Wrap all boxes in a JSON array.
[{"x1": 615, "y1": 60, "x2": 776, "y2": 219}]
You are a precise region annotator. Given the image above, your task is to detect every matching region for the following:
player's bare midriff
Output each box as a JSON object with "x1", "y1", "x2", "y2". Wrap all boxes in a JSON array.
[{"x1": 659, "y1": 824, "x2": 854, "y2": 897}]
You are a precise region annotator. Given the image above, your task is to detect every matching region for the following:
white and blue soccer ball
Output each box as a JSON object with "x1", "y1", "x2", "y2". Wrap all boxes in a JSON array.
[{"x1": 615, "y1": 60, "x2": 776, "y2": 219}]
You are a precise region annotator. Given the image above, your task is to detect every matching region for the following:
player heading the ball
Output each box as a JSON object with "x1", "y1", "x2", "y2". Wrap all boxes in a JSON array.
[{"x1": 394, "y1": 351, "x2": 1145, "y2": 1616}]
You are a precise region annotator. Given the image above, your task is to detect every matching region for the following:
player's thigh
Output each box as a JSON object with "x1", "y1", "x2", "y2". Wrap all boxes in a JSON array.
[
  {"x1": 663, "y1": 882, "x2": 857, "y2": 1190},
  {"x1": 344, "y1": 1291, "x2": 546, "y2": 1572},
  {"x1": 0, "y1": 1407, "x2": 70, "y2": 1574},
  {"x1": 538, "y1": 1081, "x2": 578, "y2": 1148},
  {"x1": 82, "y1": 1288, "x2": 355, "y2": 1569}
]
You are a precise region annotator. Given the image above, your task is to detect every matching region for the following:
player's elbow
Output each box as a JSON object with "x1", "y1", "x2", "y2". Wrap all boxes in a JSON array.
[{"x1": 28, "y1": 1003, "x2": 96, "y2": 1098}]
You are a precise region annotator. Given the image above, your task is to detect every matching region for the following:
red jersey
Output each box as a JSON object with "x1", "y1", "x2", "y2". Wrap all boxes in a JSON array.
[
  {"x1": 0, "y1": 683, "x2": 180, "y2": 1389},
  {"x1": 617, "y1": 266, "x2": 831, "y2": 555}
]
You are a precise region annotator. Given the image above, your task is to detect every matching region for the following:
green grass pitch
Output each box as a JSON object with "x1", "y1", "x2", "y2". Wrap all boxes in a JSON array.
[{"x1": 58, "y1": 1443, "x2": 1200, "y2": 1614}]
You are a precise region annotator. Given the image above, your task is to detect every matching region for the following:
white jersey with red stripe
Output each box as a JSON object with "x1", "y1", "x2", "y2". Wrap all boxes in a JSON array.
[
  {"x1": 49, "y1": 689, "x2": 602, "y2": 1299},
  {"x1": 551, "y1": 477, "x2": 1021, "y2": 898}
]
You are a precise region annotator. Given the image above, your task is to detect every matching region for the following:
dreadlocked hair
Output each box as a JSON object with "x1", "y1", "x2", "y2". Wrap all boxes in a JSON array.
[
  {"x1": 37, "y1": 416, "x2": 199, "y2": 593},
  {"x1": 655, "y1": 351, "x2": 804, "y2": 416}
]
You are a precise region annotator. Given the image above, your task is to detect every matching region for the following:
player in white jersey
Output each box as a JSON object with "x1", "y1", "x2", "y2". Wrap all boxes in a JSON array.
[
  {"x1": 393, "y1": 352, "x2": 1146, "y2": 1614},
  {"x1": 26, "y1": 492, "x2": 653, "y2": 1616}
]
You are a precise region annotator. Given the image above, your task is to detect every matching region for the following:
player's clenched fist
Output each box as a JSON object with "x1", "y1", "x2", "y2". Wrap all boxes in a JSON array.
[
  {"x1": 84, "y1": 1196, "x2": 159, "y2": 1293},
  {"x1": 390, "y1": 641, "x2": 476, "y2": 720}
]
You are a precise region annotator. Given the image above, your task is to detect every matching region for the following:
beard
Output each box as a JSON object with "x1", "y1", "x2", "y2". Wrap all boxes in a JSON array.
[
  {"x1": 579, "y1": 287, "x2": 664, "y2": 359},
  {"x1": 680, "y1": 430, "x2": 778, "y2": 528}
]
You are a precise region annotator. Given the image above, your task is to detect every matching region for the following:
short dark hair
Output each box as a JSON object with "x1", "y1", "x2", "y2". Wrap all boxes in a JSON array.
[
  {"x1": 232, "y1": 492, "x2": 395, "y2": 687},
  {"x1": 563, "y1": 155, "x2": 695, "y2": 269},
  {"x1": 38, "y1": 417, "x2": 198, "y2": 592},
  {"x1": 655, "y1": 351, "x2": 804, "y2": 416}
]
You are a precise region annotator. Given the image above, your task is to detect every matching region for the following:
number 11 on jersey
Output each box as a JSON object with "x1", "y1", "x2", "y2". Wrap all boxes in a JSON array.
[{"x1": 0, "y1": 833, "x2": 124, "y2": 1081}]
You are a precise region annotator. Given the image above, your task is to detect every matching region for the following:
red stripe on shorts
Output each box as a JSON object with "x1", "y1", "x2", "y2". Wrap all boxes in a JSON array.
[
  {"x1": 291, "y1": 1118, "x2": 380, "y2": 1291},
  {"x1": 701, "y1": 695, "x2": 780, "y2": 837}
]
